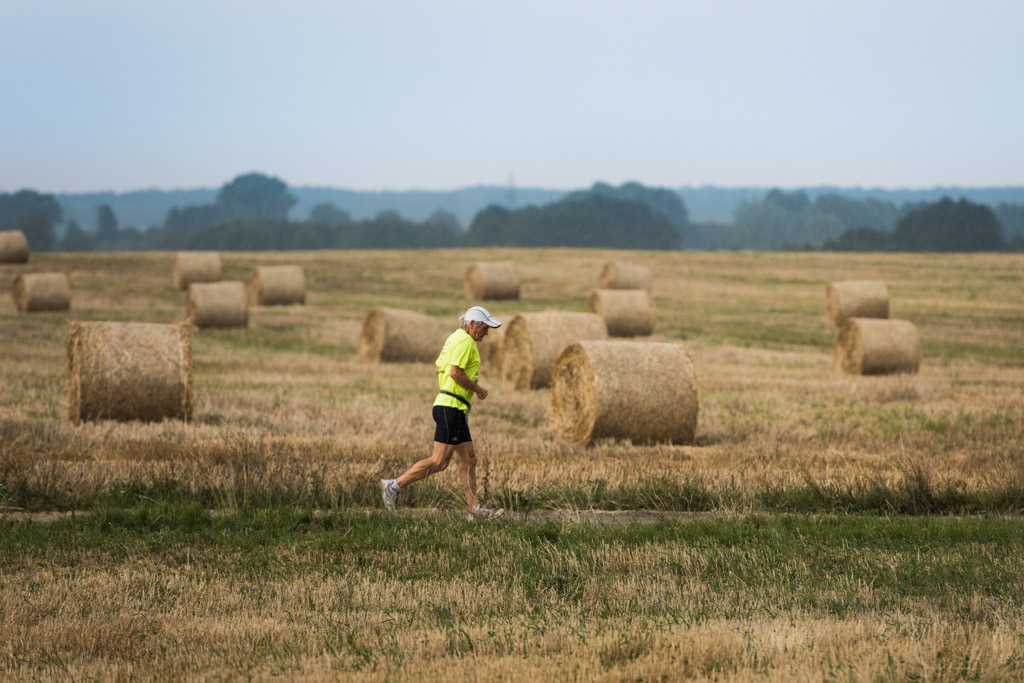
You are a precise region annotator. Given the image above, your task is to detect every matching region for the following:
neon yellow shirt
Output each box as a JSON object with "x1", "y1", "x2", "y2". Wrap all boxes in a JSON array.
[{"x1": 433, "y1": 328, "x2": 480, "y2": 412}]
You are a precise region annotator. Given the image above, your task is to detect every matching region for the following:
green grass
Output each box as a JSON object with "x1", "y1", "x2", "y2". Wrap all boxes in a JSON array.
[{"x1": 3, "y1": 504, "x2": 1022, "y2": 618}]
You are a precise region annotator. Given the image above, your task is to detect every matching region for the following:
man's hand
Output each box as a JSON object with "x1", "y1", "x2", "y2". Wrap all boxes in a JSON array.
[{"x1": 449, "y1": 365, "x2": 487, "y2": 399}]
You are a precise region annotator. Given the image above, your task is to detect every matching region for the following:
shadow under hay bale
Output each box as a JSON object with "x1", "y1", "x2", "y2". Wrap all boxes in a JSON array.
[
  {"x1": 599, "y1": 261, "x2": 652, "y2": 291},
  {"x1": 464, "y1": 262, "x2": 520, "y2": 300},
  {"x1": 826, "y1": 280, "x2": 889, "y2": 329},
  {"x1": 252, "y1": 265, "x2": 306, "y2": 305},
  {"x1": 587, "y1": 289, "x2": 654, "y2": 337},
  {"x1": 0, "y1": 230, "x2": 30, "y2": 263},
  {"x1": 834, "y1": 317, "x2": 920, "y2": 375},
  {"x1": 501, "y1": 311, "x2": 608, "y2": 390},
  {"x1": 187, "y1": 281, "x2": 248, "y2": 328},
  {"x1": 551, "y1": 340, "x2": 698, "y2": 445},
  {"x1": 358, "y1": 307, "x2": 445, "y2": 363},
  {"x1": 13, "y1": 272, "x2": 70, "y2": 312},
  {"x1": 66, "y1": 320, "x2": 194, "y2": 423},
  {"x1": 173, "y1": 251, "x2": 221, "y2": 290}
]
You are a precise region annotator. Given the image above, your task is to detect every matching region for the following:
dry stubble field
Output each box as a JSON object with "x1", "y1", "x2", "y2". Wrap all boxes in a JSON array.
[{"x1": 1, "y1": 248, "x2": 1023, "y2": 680}]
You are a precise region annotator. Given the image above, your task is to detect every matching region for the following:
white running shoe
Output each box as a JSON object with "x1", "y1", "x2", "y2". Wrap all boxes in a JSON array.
[
  {"x1": 472, "y1": 503, "x2": 504, "y2": 520},
  {"x1": 381, "y1": 479, "x2": 399, "y2": 513}
]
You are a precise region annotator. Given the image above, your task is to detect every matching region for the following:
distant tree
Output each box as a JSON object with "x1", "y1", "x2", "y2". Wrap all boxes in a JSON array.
[
  {"x1": 0, "y1": 190, "x2": 62, "y2": 251},
  {"x1": 892, "y1": 197, "x2": 1007, "y2": 251},
  {"x1": 95, "y1": 203, "x2": 120, "y2": 243},
  {"x1": 822, "y1": 226, "x2": 893, "y2": 251},
  {"x1": 764, "y1": 189, "x2": 810, "y2": 212},
  {"x1": 814, "y1": 194, "x2": 900, "y2": 231},
  {"x1": 60, "y1": 220, "x2": 95, "y2": 251},
  {"x1": 993, "y1": 203, "x2": 1024, "y2": 239},
  {"x1": 567, "y1": 181, "x2": 691, "y2": 243},
  {"x1": 466, "y1": 192, "x2": 679, "y2": 249},
  {"x1": 466, "y1": 205, "x2": 514, "y2": 246},
  {"x1": 308, "y1": 202, "x2": 351, "y2": 225},
  {"x1": 216, "y1": 172, "x2": 296, "y2": 222},
  {"x1": 425, "y1": 209, "x2": 461, "y2": 232}
]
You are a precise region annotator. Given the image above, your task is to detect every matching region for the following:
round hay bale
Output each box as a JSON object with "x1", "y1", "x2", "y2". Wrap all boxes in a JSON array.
[
  {"x1": 599, "y1": 261, "x2": 652, "y2": 291},
  {"x1": 252, "y1": 265, "x2": 306, "y2": 305},
  {"x1": 587, "y1": 289, "x2": 654, "y2": 337},
  {"x1": 464, "y1": 262, "x2": 520, "y2": 300},
  {"x1": 825, "y1": 280, "x2": 889, "y2": 328},
  {"x1": 551, "y1": 341, "x2": 698, "y2": 445},
  {"x1": 186, "y1": 281, "x2": 248, "y2": 328},
  {"x1": 501, "y1": 311, "x2": 608, "y2": 390},
  {"x1": 66, "y1": 320, "x2": 195, "y2": 423},
  {"x1": 173, "y1": 251, "x2": 222, "y2": 290},
  {"x1": 358, "y1": 307, "x2": 445, "y2": 363},
  {"x1": 477, "y1": 324, "x2": 506, "y2": 377},
  {"x1": 13, "y1": 272, "x2": 70, "y2": 313},
  {"x1": 834, "y1": 318, "x2": 920, "y2": 375},
  {"x1": 0, "y1": 230, "x2": 30, "y2": 263}
]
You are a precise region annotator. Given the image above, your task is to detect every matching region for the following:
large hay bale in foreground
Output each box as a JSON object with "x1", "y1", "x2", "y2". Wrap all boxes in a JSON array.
[
  {"x1": 358, "y1": 307, "x2": 445, "y2": 363},
  {"x1": 599, "y1": 261, "x2": 652, "y2": 291},
  {"x1": 66, "y1": 320, "x2": 194, "y2": 423},
  {"x1": 834, "y1": 318, "x2": 920, "y2": 375},
  {"x1": 186, "y1": 281, "x2": 248, "y2": 328},
  {"x1": 13, "y1": 272, "x2": 70, "y2": 312},
  {"x1": 464, "y1": 262, "x2": 520, "y2": 300},
  {"x1": 502, "y1": 311, "x2": 608, "y2": 390},
  {"x1": 252, "y1": 265, "x2": 306, "y2": 305},
  {"x1": 551, "y1": 341, "x2": 698, "y2": 445},
  {"x1": 0, "y1": 230, "x2": 30, "y2": 263},
  {"x1": 826, "y1": 280, "x2": 889, "y2": 328},
  {"x1": 587, "y1": 289, "x2": 654, "y2": 337},
  {"x1": 173, "y1": 251, "x2": 221, "y2": 290}
]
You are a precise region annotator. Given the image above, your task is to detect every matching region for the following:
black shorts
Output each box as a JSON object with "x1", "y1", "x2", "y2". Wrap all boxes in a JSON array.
[{"x1": 433, "y1": 405, "x2": 472, "y2": 445}]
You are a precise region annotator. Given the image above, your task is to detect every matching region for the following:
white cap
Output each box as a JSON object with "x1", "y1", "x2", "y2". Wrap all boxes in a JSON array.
[{"x1": 463, "y1": 305, "x2": 501, "y2": 328}]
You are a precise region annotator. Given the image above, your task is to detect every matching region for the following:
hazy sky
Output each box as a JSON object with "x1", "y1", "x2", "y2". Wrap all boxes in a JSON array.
[{"x1": 2, "y1": 0, "x2": 1021, "y2": 193}]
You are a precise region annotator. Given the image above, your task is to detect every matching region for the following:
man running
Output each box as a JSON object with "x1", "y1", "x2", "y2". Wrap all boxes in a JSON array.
[{"x1": 381, "y1": 306, "x2": 504, "y2": 519}]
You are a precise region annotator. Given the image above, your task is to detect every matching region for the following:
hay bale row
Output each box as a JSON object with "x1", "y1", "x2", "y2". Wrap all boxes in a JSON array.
[
  {"x1": 173, "y1": 251, "x2": 221, "y2": 290},
  {"x1": 501, "y1": 311, "x2": 608, "y2": 390},
  {"x1": 13, "y1": 273, "x2": 70, "y2": 312},
  {"x1": 358, "y1": 307, "x2": 445, "y2": 363},
  {"x1": 587, "y1": 289, "x2": 654, "y2": 337},
  {"x1": 834, "y1": 317, "x2": 920, "y2": 375},
  {"x1": 826, "y1": 280, "x2": 888, "y2": 328},
  {"x1": 187, "y1": 281, "x2": 248, "y2": 328},
  {"x1": 599, "y1": 261, "x2": 652, "y2": 291},
  {"x1": 0, "y1": 230, "x2": 29, "y2": 263},
  {"x1": 465, "y1": 262, "x2": 519, "y2": 300},
  {"x1": 252, "y1": 265, "x2": 306, "y2": 306},
  {"x1": 66, "y1": 320, "x2": 194, "y2": 423},
  {"x1": 551, "y1": 340, "x2": 698, "y2": 445}
]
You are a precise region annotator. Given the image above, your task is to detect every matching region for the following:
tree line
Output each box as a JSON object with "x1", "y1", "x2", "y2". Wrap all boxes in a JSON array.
[{"x1": 3, "y1": 174, "x2": 1022, "y2": 253}]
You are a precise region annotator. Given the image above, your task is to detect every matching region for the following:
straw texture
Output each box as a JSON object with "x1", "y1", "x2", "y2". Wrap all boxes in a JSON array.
[
  {"x1": 173, "y1": 252, "x2": 221, "y2": 290},
  {"x1": 66, "y1": 320, "x2": 195, "y2": 423},
  {"x1": 0, "y1": 230, "x2": 30, "y2": 263},
  {"x1": 13, "y1": 272, "x2": 70, "y2": 312},
  {"x1": 825, "y1": 280, "x2": 889, "y2": 328},
  {"x1": 464, "y1": 262, "x2": 520, "y2": 300},
  {"x1": 252, "y1": 265, "x2": 306, "y2": 305},
  {"x1": 834, "y1": 317, "x2": 920, "y2": 375},
  {"x1": 599, "y1": 261, "x2": 652, "y2": 291},
  {"x1": 587, "y1": 289, "x2": 654, "y2": 337},
  {"x1": 186, "y1": 281, "x2": 248, "y2": 328},
  {"x1": 550, "y1": 341, "x2": 698, "y2": 445},
  {"x1": 358, "y1": 307, "x2": 445, "y2": 363},
  {"x1": 477, "y1": 324, "x2": 506, "y2": 377},
  {"x1": 501, "y1": 311, "x2": 608, "y2": 390}
]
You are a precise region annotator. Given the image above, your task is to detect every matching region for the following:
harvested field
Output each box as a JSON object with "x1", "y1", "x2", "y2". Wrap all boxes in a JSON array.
[{"x1": 1, "y1": 248, "x2": 1023, "y2": 680}]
